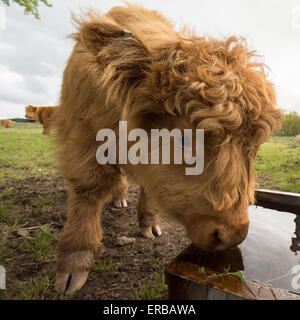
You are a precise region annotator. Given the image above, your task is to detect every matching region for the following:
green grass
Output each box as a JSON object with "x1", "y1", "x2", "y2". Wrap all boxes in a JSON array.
[
  {"x1": 1, "y1": 267, "x2": 65, "y2": 300},
  {"x1": 88, "y1": 259, "x2": 116, "y2": 280},
  {"x1": 0, "y1": 123, "x2": 56, "y2": 182},
  {"x1": 254, "y1": 136, "x2": 300, "y2": 193},
  {"x1": 198, "y1": 265, "x2": 256, "y2": 297},
  {"x1": 132, "y1": 273, "x2": 168, "y2": 300},
  {"x1": 20, "y1": 225, "x2": 58, "y2": 262},
  {"x1": 0, "y1": 191, "x2": 27, "y2": 227}
]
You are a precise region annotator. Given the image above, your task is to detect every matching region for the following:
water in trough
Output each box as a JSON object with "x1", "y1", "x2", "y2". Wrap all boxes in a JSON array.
[{"x1": 170, "y1": 206, "x2": 300, "y2": 296}]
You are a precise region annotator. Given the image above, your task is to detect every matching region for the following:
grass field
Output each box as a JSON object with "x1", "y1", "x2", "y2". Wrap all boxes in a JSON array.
[
  {"x1": 0, "y1": 123, "x2": 299, "y2": 300},
  {"x1": 1, "y1": 123, "x2": 299, "y2": 191},
  {"x1": 255, "y1": 135, "x2": 300, "y2": 193},
  {"x1": 0, "y1": 123, "x2": 56, "y2": 181}
]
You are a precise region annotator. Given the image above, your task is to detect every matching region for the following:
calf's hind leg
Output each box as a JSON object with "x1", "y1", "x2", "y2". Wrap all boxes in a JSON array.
[
  {"x1": 137, "y1": 188, "x2": 162, "y2": 239},
  {"x1": 112, "y1": 173, "x2": 129, "y2": 208}
]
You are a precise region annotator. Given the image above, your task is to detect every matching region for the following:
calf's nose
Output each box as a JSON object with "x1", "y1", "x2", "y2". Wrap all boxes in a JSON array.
[{"x1": 212, "y1": 222, "x2": 249, "y2": 249}]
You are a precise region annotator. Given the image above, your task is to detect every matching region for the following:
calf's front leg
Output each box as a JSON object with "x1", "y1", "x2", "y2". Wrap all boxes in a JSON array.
[{"x1": 55, "y1": 191, "x2": 104, "y2": 294}]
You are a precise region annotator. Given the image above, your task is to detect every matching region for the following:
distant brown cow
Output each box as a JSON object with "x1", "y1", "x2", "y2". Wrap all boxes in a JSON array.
[
  {"x1": 1, "y1": 119, "x2": 13, "y2": 128},
  {"x1": 25, "y1": 105, "x2": 58, "y2": 135}
]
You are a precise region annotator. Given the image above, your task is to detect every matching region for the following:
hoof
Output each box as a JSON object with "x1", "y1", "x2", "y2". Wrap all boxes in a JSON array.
[
  {"x1": 113, "y1": 199, "x2": 128, "y2": 208},
  {"x1": 55, "y1": 249, "x2": 94, "y2": 294},
  {"x1": 141, "y1": 224, "x2": 162, "y2": 239},
  {"x1": 55, "y1": 271, "x2": 89, "y2": 295}
]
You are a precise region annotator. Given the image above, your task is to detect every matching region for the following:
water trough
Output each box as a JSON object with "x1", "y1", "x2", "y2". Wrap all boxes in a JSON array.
[{"x1": 165, "y1": 189, "x2": 300, "y2": 300}]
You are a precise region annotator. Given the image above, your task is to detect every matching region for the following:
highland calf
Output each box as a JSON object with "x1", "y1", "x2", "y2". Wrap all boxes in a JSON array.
[
  {"x1": 25, "y1": 105, "x2": 58, "y2": 135},
  {"x1": 1, "y1": 119, "x2": 13, "y2": 128},
  {"x1": 54, "y1": 4, "x2": 284, "y2": 294}
]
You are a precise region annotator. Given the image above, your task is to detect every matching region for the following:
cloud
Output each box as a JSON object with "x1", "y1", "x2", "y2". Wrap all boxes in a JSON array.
[{"x1": 0, "y1": 0, "x2": 299, "y2": 119}]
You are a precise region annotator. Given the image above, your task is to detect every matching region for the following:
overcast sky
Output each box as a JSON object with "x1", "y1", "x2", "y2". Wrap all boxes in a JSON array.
[{"x1": 0, "y1": 0, "x2": 299, "y2": 118}]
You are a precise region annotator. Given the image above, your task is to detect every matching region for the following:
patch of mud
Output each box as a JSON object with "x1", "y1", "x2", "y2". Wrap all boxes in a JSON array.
[{"x1": 0, "y1": 175, "x2": 189, "y2": 299}]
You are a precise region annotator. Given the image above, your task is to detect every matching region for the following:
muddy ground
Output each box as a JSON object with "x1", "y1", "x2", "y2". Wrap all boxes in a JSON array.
[{"x1": 0, "y1": 174, "x2": 189, "y2": 300}]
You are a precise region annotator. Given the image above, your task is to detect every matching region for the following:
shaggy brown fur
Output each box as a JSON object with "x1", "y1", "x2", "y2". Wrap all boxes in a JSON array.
[
  {"x1": 54, "y1": 3, "x2": 284, "y2": 294},
  {"x1": 1, "y1": 119, "x2": 13, "y2": 128},
  {"x1": 25, "y1": 105, "x2": 58, "y2": 135}
]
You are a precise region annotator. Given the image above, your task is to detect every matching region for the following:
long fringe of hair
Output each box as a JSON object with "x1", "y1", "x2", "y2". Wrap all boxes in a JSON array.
[{"x1": 70, "y1": 3, "x2": 284, "y2": 212}]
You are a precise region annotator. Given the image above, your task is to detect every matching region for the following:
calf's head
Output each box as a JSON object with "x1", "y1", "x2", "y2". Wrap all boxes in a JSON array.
[
  {"x1": 136, "y1": 40, "x2": 282, "y2": 251},
  {"x1": 80, "y1": 20, "x2": 284, "y2": 251}
]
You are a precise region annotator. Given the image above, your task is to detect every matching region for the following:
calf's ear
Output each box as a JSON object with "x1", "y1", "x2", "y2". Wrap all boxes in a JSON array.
[
  {"x1": 74, "y1": 15, "x2": 150, "y2": 71},
  {"x1": 73, "y1": 15, "x2": 151, "y2": 99},
  {"x1": 77, "y1": 19, "x2": 126, "y2": 53}
]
